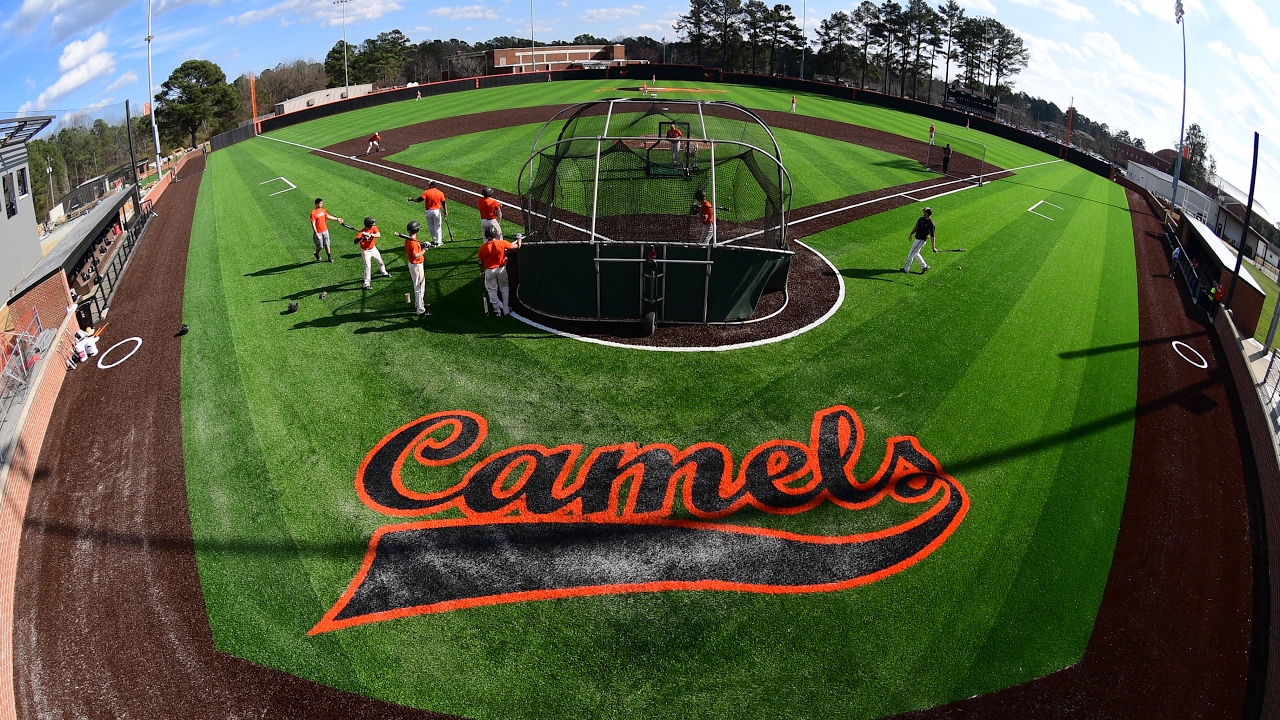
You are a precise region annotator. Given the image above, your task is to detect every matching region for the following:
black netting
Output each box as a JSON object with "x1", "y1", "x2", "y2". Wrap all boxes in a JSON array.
[{"x1": 520, "y1": 100, "x2": 789, "y2": 250}]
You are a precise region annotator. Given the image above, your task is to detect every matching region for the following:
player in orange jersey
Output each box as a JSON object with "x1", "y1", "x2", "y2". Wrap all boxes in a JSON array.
[
  {"x1": 690, "y1": 189, "x2": 715, "y2": 244},
  {"x1": 477, "y1": 187, "x2": 503, "y2": 240},
  {"x1": 354, "y1": 216, "x2": 390, "y2": 289},
  {"x1": 310, "y1": 198, "x2": 342, "y2": 262},
  {"x1": 366, "y1": 132, "x2": 383, "y2": 154},
  {"x1": 408, "y1": 180, "x2": 448, "y2": 246},
  {"x1": 478, "y1": 224, "x2": 523, "y2": 317},
  {"x1": 666, "y1": 123, "x2": 683, "y2": 165},
  {"x1": 402, "y1": 221, "x2": 429, "y2": 316}
]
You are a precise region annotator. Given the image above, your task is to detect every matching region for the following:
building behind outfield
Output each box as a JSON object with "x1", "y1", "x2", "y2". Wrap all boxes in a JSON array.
[
  {"x1": 0, "y1": 116, "x2": 53, "y2": 299},
  {"x1": 446, "y1": 44, "x2": 642, "y2": 78}
]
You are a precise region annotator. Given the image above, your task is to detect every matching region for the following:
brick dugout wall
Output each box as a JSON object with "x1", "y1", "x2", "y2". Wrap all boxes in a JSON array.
[{"x1": 0, "y1": 274, "x2": 76, "y2": 720}]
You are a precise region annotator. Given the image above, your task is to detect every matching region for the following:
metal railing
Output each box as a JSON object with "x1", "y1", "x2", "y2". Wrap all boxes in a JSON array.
[
  {"x1": 0, "y1": 310, "x2": 47, "y2": 434},
  {"x1": 1260, "y1": 350, "x2": 1280, "y2": 433},
  {"x1": 77, "y1": 207, "x2": 152, "y2": 326}
]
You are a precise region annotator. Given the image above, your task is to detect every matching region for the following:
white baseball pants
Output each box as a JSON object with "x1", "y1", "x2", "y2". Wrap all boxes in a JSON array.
[
  {"x1": 362, "y1": 246, "x2": 386, "y2": 286},
  {"x1": 408, "y1": 262, "x2": 426, "y2": 313},
  {"x1": 424, "y1": 208, "x2": 443, "y2": 245},
  {"x1": 484, "y1": 266, "x2": 510, "y2": 315},
  {"x1": 481, "y1": 218, "x2": 502, "y2": 240},
  {"x1": 904, "y1": 239, "x2": 930, "y2": 272}
]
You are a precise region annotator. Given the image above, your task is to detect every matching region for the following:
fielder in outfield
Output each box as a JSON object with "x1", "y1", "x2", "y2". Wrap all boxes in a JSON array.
[
  {"x1": 355, "y1": 216, "x2": 390, "y2": 289},
  {"x1": 366, "y1": 132, "x2": 383, "y2": 154},
  {"x1": 479, "y1": 225, "x2": 522, "y2": 317},
  {"x1": 478, "y1": 187, "x2": 503, "y2": 240},
  {"x1": 310, "y1": 198, "x2": 342, "y2": 262},
  {"x1": 408, "y1": 181, "x2": 447, "y2": 247},
  {"x1": 402, "y1": 221, "x2": 430, "y2": 316},
  {"x1": 904, "y1": 207, "x2": 933, "y2": 274}
]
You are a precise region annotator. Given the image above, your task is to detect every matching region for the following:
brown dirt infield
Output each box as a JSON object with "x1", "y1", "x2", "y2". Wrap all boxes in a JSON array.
[{"x1": 11, "y1": 116, "x2": 1258, "y2": 718}]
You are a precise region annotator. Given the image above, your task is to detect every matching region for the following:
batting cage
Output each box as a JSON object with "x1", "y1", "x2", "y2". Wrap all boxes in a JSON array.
[{"x1": 517, "y1": 99, "x2": 793, "y2": 329}]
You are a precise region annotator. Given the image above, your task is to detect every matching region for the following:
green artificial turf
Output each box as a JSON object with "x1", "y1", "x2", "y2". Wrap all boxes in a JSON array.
[
  {"x1": 183, "y1": 82, "x2": 1139, "y2": 720},
  {"x1": 387, "y1": 122, "x2": 933, "y2": 210}
]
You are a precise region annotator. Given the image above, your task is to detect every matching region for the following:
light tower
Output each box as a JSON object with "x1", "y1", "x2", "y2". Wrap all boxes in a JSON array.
[
  {"x1": 333, "y1": 0, "x2": 353, "y2": 97},
  {"x1": 1169, "y1": 0, "x2": 1188, "y2": 214},
  {"x1": 146, "y1": 0, "x2": 163, "y2": 183}
]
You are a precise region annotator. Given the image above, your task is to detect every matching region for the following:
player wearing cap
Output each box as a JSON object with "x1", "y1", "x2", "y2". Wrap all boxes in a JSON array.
[
  {"x1": 928, "y1": 123, "x2": 936, "y2": 146},
  {"x1": 690, "y1": 189, "x2": 715, "y2": 245},
  {"x1": 666, "y1": 124, "x2": 684, "y2": 165},
  {"x1": 478, "y1": 225, "x2": 523, "y2": 317},
  {"x1": 310, "y1": 198, "x2": 342, "y2": 262},
  {"x1": 408, "y1": 181, "x2": 448, "y2": 247},
  {"x1": 403, "y1": 221, "x2": 430, "y2": 316},
  {"x1": 790, "y1": 95, "x2": 796, "y2": 113},
  {"x1": 478, "y1": 187, "x2": 503, "y2": 241},
  {"x1": 355, "y1": 216, "x2": 390, "y2": 289},
  {"x1": 366, "y1": 132, "x2": 383, "y2": 154},
  {"x1": 942, "y1": 143, "x2": 952, "y2": 175},
  {"x1": 904, "y1": 207, "x2": 934, "y2": 274}
]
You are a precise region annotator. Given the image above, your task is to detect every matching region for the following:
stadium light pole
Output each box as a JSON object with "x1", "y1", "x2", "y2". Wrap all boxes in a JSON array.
[
  {"x1": 1169, "y1": 0, "x2": 1188, "y2": 215},
  {"x1": 799, "y1": 0, "x2": 807, "y2": 78},
  {"x1": 334, "y1": 0, "x2": 352, "y2": 97},
  {"x1": 530, "y1": 0, "x2": 536, "y2": 73},
  {"x1": 145, "y1": 0, "x2": 163, "y2": 183}
]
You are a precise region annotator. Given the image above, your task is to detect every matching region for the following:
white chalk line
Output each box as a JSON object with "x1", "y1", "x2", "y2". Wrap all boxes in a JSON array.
[
  {"x1": 260, "y1": 135, "x2": 609, "y2": 241},
  {"x1": 260, "y1": 176, "x2": 296, "y2": 196},
  {"x1": 97, "y1": 337, "x2": 143, "y2": 369},
  {"x1": 507, "y1": 238, "x2": 846, "y2": 353}
]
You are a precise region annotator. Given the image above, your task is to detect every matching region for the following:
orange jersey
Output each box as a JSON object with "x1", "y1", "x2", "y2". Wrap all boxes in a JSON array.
[
  {"x1": 666, "y1": 126, "x2": 683, "y2": 138},
  {"x1": 404, "y1": 236, "x2": 425, "y2": 264},
  {"x1": 421, "y1": 187, "x2": 446, "y2": 210},
  {"x1": 370, "y1": 133, "x2": 381, "y2": 142},
  {"x1": 357, "y1": 225, "x2": 379, "y2": 250},
  {"x1": 478, "y1": 239, "x2": 514, "y2": 269},
  {"x1": 310, "y1": 208, "x2": 328, "y2": 233},
  {"x1": 478, "y1": 196, "x2": 501, "y2": 220},
  {"x1": 697, "y1": 199, "x2": 714, "y2": 225}
]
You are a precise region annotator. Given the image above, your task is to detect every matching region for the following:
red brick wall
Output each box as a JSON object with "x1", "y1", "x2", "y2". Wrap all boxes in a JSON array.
[
  {"x1": 0, "y1": 306, "x2": 75, "y2": 720},
  {"x1": 6, "y1": 271, "x2": 75, "y2": 337}
]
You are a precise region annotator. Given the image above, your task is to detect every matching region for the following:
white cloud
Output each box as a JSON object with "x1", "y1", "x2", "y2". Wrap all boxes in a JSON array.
[
  {"x1": 1207, "y1": 39, "x2": 1234, "y2": 61},
  {"x1": 428, "y1": 4, "x2": 499, "y2": 20},
  {"x1": 580, "y1": 5, "x2": 645, "y2": 22},
  {"x1": 1007, "y1": 0, "x2": 1095, "y2": 21},
  {"x1": 8, "y1": 0, "x2": 133, "y2": 42},
  {"x1": 1213, "y1": 0, "x2": 1279, "y2": 61},
  {"x1": 155, "y1": 0, "x2": 224, "y2": 13},
  {"x1": 23, "y1": 47, "x2": 117, "y2": 111},
  {"x1": 104, "y1": 70, "x2": 139, "y2": 92},
  {"x1": 1114, "y1": 0, "x2": 1140, "y2": 14},
  {"x1": 228, "y1": 0, "x2": 401, "y2": 27},
  {"x1": 58, "y1": 31, "x2": 109, "y2": 72}
]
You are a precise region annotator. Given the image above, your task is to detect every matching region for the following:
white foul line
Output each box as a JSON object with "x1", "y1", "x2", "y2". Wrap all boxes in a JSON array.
[
  {"x1": 259, "y1": 135, "x2": 609, "y2": 241},
  {"x1": 260, "y1": 176, "x2": 296, "y2": 196}
]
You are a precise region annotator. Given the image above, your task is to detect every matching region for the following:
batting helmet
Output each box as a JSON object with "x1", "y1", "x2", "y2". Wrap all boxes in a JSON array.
[
  {"x1": 695, "y1": 189, "x2": 707, "y2": 201},
  {"x1": 482, "y1": 187, "x2": 494, "y2": 198},
  {"x1": 407, "y1": 220, "x2": 421, "y2": 234},
  {"x1": 363, "y1": 216, "x2": 376, "y2": 228}
]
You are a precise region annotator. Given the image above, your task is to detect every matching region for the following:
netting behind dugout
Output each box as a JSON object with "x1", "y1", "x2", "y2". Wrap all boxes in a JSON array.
[{"x1": 520, "y1": 100, "x2": 789, "y2": 250}]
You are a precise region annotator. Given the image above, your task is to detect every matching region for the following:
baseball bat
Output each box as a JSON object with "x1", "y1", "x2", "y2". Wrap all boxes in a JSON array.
[
  {"x1": 444, "y1": 214, "x2": 456, "y2": 243},
  {"x1": 338, "y1": 221, "x2": 356, "y2": 231},
  {"x1": 394, "y1": 232, "x2": 413, "y2": 240},
  {"x1": 92, "y1": 322, "x2": 109, "y2": 337}
]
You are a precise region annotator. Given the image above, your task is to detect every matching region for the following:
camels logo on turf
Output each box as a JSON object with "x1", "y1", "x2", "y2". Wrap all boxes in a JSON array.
[{"x1": 311, "y1": 406, "x2": 969, "y2": 634}]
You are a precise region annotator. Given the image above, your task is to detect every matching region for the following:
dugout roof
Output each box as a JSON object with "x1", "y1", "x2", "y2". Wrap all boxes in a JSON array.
[
  {"x1": 1184, "y1": 214, "x2": 1265, "y2": 295},
  {"x1": 0, "y1": 115, "x2": 54, "y2": 148},
  {"x1": 6, "y1": 185, "x2": 134, "y2": 305}
]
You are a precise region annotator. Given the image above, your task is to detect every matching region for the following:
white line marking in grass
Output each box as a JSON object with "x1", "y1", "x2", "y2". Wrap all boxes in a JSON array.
[
  {"x1": 260, "y1": 135, "x2": 610, "y2": 240},
  {"x1": 507, "y1": 238, "x2": 845, "y2": 353},
  {"x1": 259, "y1": 176, "x2": 296, "y2": 196},
  {"x1": 1172, "y1": 340, "x2": 1209, "y2": 369},
  {"x1": 902, "y1": 195, "x2": 922, "y2": 202},
  {"x1": 1028, "y1": 199, "x2": 1065, "y2": 221}
]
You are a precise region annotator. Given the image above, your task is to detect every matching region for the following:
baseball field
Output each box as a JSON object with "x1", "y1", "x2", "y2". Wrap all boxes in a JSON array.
[{"x1": 180, "y1": 80, "x2": 1138, "y2": 719}]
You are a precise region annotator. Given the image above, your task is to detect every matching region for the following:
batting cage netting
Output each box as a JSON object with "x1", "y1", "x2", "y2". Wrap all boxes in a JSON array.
[
  {"x1": 514, "y1": 100, "x2": 796, "y2": 326},
  {"x1": 519, "y1": 99, "x2": 792, "y2": 249}
]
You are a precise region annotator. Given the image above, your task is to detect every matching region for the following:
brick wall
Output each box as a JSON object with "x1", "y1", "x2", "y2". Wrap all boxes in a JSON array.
[
  {"x1": 0, "y1": 303, "x2": 75, "y2": 720},
  {"x1": 5, "y1": 271, "x2": 76, "y2": 337}
]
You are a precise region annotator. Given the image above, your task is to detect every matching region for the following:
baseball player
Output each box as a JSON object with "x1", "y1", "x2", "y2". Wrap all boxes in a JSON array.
[
  {"x1": 928, "y1": 123, "x2": 936, "y2": 145},
  {"x1": 403, "y1": 221, "x2": 430, "y2": 316},
  {"x1": 790, "y1": 95, "x2": 797, "y2": 113},
  {"x1": 408, "y1": 181, "x2": 447, "y2": 246},
  {"x1": 666, "y1": 124, "x2": 684, "y2": 165},
  {"x1": 355, "y1": 216, "x2": 390, "y2": 289},
  {"x1": 942, "y1": 144, "x2": 953, "y2": 175},
  {"x1": 904, "y1": 207, "x2": 933, "y2": 274},
  {"x1": 310, "y1": 198, "x2": 342, "y2": 262},
  {"x1": 479, "y1": 224, "x2": 523, "y2": 317},
  {"x1": 690, "y1": 189, "x2": 715, "y2": 244},
  {"x1": 366, "y1": 132, "x2": 383, "y2": 154},
  {"x1": 478, "y1": 187, "x2": 503, "y2": 240}
]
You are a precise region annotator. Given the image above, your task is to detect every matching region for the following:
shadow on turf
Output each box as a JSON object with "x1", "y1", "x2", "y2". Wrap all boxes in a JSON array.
[
  {"x1": 1059, "y1": 331, "x2": 1209, "y2": 359},
  {"x1": 840, "y1": 267, "x2": 915, "y2": 283},
  {"x1": 245, "y1": 261, "x2": 313, "y2": 277}
]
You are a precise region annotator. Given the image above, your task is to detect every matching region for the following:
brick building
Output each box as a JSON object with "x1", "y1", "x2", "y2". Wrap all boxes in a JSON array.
[{"x1": 447, "y1": 44, "x2": 640, "y2": 77}]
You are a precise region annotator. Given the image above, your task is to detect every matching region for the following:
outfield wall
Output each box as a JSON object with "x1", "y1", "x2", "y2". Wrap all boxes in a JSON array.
[{"x1": 245, "y1": 65, "x2": 1113, "y2": 178}]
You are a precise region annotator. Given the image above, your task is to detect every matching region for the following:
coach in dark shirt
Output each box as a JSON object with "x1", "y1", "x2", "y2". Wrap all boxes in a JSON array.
[{"x1": 904, "y1": 207, "x2": 934, "y2": 274}]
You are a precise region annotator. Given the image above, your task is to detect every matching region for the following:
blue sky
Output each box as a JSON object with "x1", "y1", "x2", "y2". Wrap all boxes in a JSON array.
[{"x1": 1, "y1": 0, "x2": 1276, "y2": 214}]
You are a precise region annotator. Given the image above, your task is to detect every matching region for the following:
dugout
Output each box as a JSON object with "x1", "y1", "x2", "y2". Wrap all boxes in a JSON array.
[
  {"x1": 1174, "y1": 214, "x2": 1266, "y2": 337},
  {"x1": 516, "y1": 99, "x2": 793, "y2": 327}
]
